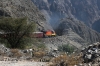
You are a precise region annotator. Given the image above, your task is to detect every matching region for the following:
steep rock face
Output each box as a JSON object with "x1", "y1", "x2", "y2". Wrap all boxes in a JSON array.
[
  {"x1": 32, "y1": 0, "x2": 100, "y2": 32},
  {"x1": 92, "y1": 19, "x2": 100, "y2": 33},
  {"x1": 0, "y1": 0, "x2": 52, "y2": 31},
  {"x1": 56, "y1": 18, "x2": 100, "y2": 43}
]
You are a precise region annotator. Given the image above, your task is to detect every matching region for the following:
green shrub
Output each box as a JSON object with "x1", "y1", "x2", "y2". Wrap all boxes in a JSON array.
[
  {"x1": 0, "y1": 17, "x2": 36, "y2": 49},
  {"x1": 58, "y1": 44, "x2": 75, "y2": 54}
]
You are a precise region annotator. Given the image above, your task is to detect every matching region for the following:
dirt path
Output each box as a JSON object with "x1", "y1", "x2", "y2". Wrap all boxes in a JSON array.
[{"x1": 0, "y1": 61, "x2": 48, "y2": 66}]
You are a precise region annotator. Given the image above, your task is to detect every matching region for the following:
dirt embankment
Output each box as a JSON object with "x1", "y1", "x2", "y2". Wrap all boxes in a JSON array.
[{"x1": 0, "y1": 61, "x2": 47, "y2": 66}]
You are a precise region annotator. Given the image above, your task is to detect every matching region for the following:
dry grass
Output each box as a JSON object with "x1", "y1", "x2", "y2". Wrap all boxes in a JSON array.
[
  {"x1": 10, "y1": 49, "x2": 22, "y2": 58},
  {"x1": 0, "y1": 50, "x2": 5, "y2": 56},
  {"x1": 51, "y1": 54, "x2": 68, "y2": 63},
  {"x1": 50, "y1": 53, "x2": 83, "y2": 66},
  {"x1": 50, "y1": 54, "x2": 68, "y2": 66},
  {"x1": 34, "y1": 51, "x2": 46, "y2": 58}
]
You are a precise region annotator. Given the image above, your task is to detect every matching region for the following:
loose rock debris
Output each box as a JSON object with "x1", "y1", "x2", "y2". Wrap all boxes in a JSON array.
[{"x1": 81, "y1": 42, "x2": 100, "y2": 66}]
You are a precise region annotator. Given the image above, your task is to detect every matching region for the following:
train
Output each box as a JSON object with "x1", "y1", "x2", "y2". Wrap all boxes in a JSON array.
[
  {"x1": 44, "y1": 30, "x2": 56, "y2": 37},
  {"x1": 0, "y1": 30, "x2": 56, "y2": 38},
  {"x1": 30, "y1": 30, "x2": 56, "y2": 38}
]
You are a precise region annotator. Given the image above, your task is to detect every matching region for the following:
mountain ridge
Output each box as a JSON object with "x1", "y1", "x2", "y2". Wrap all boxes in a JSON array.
[
  {"x1": 56, "y1": 18, "x2": 100, "y2": 43},
  {"x1": 0, "y1": 0, "x2": 52, "y2": 31},
  {"x1": 32, "y1": 0, "x2": 100, "y2": 32}
]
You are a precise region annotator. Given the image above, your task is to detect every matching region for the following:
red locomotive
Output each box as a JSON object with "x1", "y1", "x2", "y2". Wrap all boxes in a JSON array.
[{"x1": 30, "y1": 30, "x2": 56, "y2": 38}]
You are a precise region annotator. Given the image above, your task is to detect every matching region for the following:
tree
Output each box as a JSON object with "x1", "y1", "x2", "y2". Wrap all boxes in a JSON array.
[{"x1": 0, "y1": 17, "x2": 36, "y2": 49}]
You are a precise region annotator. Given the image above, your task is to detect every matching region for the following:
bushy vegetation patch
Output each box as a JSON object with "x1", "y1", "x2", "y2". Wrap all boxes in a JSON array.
[
  {"x1": 0, "y1": 17, "x2": 36, "y2": 49},
  {"x1": 58, "y1": 44, "x2": 75, "y2": 54}
]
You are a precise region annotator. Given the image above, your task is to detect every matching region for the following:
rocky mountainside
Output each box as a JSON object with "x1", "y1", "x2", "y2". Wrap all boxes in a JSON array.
[
  {"x1": 0, "y1": 0, "x2": 84, "y2": 50},
  {"x1": 56, "y1": 18, "x2": 100, "y2": 43},
  {"x1": 32, "y1": 0, "x2": 100, "y2": 32},
  {"x1": 42, "y1": 18, "x2": 100, "y2": 52},
  {"x1": 0, "y1": 0, "x2": 52, "y2": 31}
]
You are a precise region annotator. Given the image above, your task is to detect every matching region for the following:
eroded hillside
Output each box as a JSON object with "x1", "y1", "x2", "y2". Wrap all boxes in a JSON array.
[
  {"x1": 56, "y1": 18, "x2": 100, "y2": 43},
  {"x1": 32, "y1": 0, "x2": 100, "y2": 32},
  {"x1": 0, "y1": 0, "x2": 52, "y2": 31}
]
